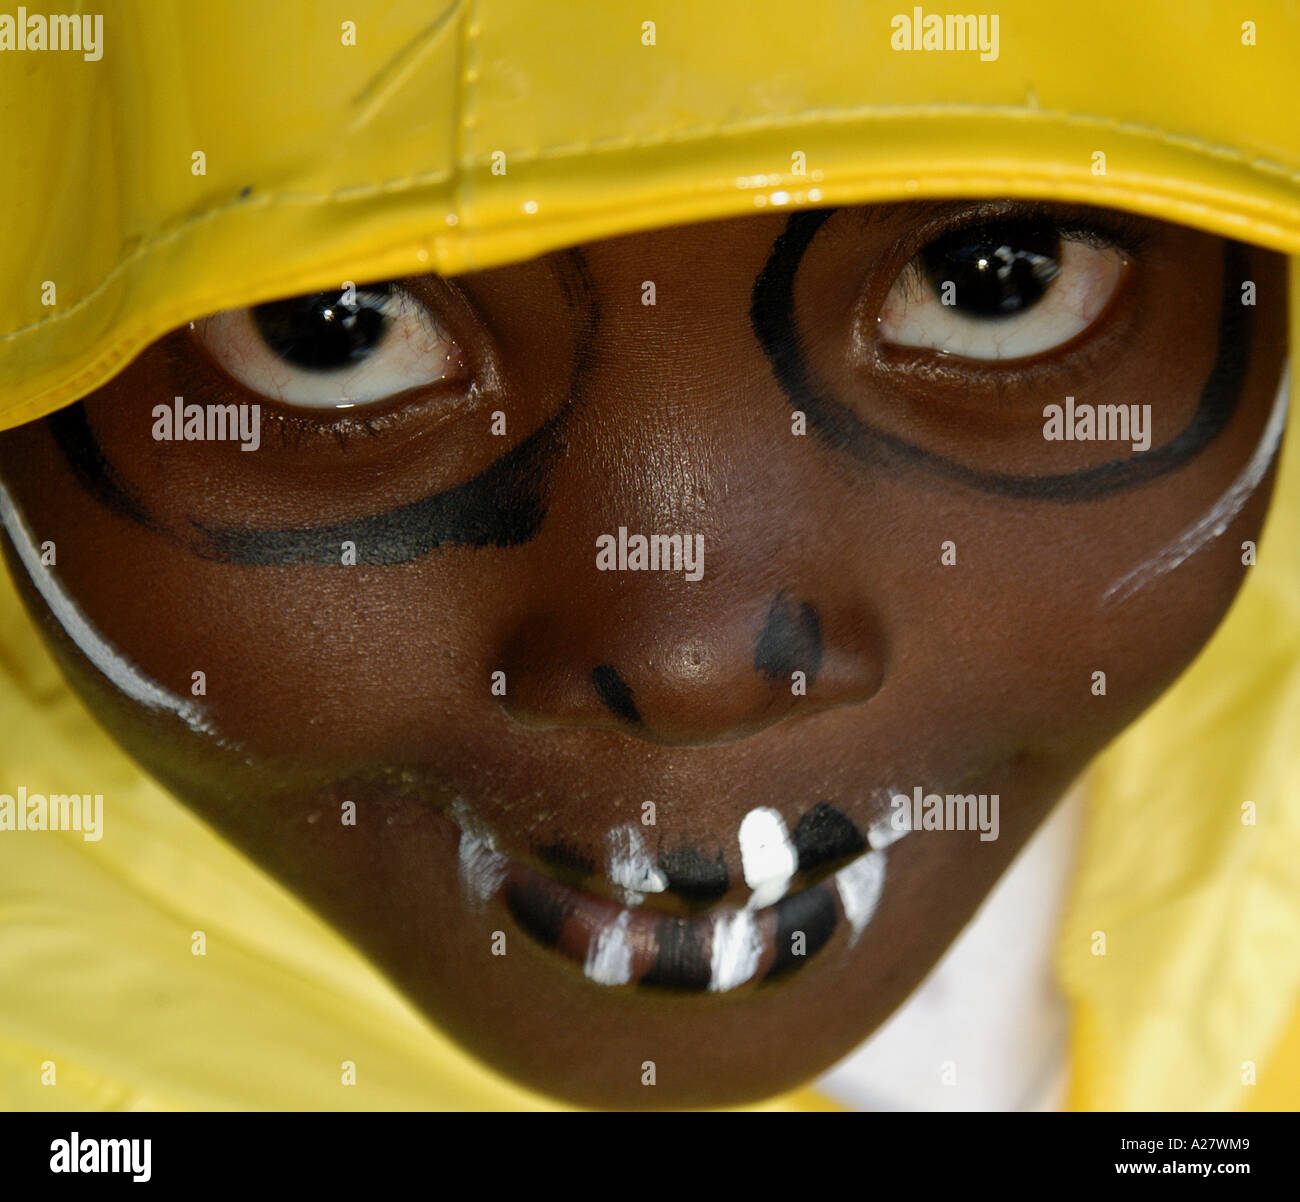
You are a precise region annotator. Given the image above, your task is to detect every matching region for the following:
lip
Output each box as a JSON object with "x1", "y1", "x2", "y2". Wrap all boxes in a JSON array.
[
  {"x1": 502, "y1": 859, "x2": 843, "y2": 990},
  {"x1": 456, "y1": 803, "x2": 911, "y2": 993}
]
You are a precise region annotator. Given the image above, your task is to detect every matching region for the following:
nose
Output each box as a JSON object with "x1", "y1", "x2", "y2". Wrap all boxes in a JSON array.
[
  {"x1": 487, "y1": 223, "x2": 885, "y2": 746},
  {"x1": 496, "y1": 585, "x2": 884, "y2": 746}
]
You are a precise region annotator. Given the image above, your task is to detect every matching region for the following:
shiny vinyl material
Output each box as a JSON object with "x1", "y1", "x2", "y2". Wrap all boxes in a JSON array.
[{"x1": 0, "y1": 1, "x2": 1297, "y2": 1109}]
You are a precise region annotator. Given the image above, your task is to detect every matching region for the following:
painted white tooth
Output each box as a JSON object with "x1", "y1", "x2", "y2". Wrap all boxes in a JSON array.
[
  {"x1": 708, "y1": 909, "x2": 763, "y2": 992},
  {"x1": 607, "y1": 824, "x2": 668, "y2": 896},
  {"x1": 834, "y1": 850, "x2": 887, "y2": 945},
  {"x1": 868, "y1": 798, "x2": 911, "y2": 850},
  {"x1": 739, "y1": 806, "x2": 797, "y2": 909},
  {"x1": 584, "y1": 910, "x2": 634, "y2": 985},
  {"x1": 458, "y1": 832, "x2": 508, "y2": 910}
]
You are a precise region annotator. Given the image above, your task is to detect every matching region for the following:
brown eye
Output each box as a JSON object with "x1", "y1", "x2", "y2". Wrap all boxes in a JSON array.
[
  {"x1": 878, "y1": 224, "x2": 1127, "y2": 361},
  {"x1": 192, "y1": 283, "x2": 466, "y2": 409},
  {"x1": 920, "y1": 222, "x2": 1061, "y2": 316}
]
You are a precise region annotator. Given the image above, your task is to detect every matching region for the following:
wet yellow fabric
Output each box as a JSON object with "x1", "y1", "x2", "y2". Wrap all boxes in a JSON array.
[
  {"x1": 1058, "y1": 270, "x2": 1300, "y2": 1108},
  {"x1": 0, "y1": 564, "x2": 835, "y2": 1111},
  {"x1": 1, "y1": 0, "x2": 1297, "y2": 1109}
]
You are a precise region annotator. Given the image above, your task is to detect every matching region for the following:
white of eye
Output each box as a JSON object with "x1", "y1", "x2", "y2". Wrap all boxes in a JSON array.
[
  {"x1": 192, "y1": 286, "x2": 464, "y2": 409},
  {"x1": 877, "y1": 238, "x2": 1126, "y2": 361}
]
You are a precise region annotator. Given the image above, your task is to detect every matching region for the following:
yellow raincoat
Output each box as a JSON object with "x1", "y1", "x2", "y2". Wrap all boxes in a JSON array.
[{"x1": 0, "y1": 0, "x2": 1297, "y2": 1109}]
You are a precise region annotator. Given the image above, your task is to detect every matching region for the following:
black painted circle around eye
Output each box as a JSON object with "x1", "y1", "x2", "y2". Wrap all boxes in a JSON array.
[
  {"x1": 921, "y1": 223, "x2": 1061, "y2": 317},
  {"x1": 251, "y1": 283, "x2": 394, "y2": 371},
  {"x1": 748, "y1": 206, "x2": 1249, "y2": 502}
]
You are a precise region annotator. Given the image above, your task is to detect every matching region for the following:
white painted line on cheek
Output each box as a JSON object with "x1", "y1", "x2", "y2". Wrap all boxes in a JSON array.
[
  {"x1": 834, "y1": 850, "x2": 887, "y2": 946},
  {"x1": 739, "y1": 806, "x2": 797, "y2": 909},
  {"x1": 1104, "y1": 364, "x2": 1290, "y2": 605},
  {"x1": 0, "y1": 477, "x2": 215, "y2": 736},
  {"x1": 584, "y1": 909, "x2": 634, "y2": 985}
]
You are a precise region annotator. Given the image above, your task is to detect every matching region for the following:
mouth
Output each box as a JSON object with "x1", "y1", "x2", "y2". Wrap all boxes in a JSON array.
[{"x1": 455, "y1": 801, "x2": 911, "y2": 993}]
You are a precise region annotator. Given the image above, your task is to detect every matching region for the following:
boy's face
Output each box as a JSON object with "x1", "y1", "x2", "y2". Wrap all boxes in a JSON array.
[{"x1": 0, "y1": 200, "x2": 1288, "y2": 1107}]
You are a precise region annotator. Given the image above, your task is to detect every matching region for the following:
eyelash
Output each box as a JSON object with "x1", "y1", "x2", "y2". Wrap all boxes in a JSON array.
[
  {"x1": 891, "y1": 206, "x2": 1154, "y2": 301},
  {"x1": 172, "y1": 318, "x2": 433, "y2": 454},
  {"x1": 171, "y1": 205, "x2": 1158, "y2": 452}
]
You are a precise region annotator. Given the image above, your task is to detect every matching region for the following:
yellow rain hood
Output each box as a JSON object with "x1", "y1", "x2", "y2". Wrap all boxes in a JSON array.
[{"x1": 0, "y1": 0, "x2": 1298, "y2": 1109}]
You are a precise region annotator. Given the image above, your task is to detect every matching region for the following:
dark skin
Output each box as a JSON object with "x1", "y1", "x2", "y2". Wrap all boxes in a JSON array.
[{"x1": 0, "y1": 200, "x2": 1288, "y2": 1108}]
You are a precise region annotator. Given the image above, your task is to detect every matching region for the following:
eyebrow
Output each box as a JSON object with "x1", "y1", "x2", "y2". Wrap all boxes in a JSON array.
[{"x1": 750, "y1": 206, "x2": 1253, "y2": 502}]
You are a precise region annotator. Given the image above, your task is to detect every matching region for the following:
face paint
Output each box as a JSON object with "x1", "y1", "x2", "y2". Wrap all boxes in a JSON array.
[
  {"x1": 458, "y1": 832, "x2": 508, "y2": 911},
  {"x1": 642, "y1": 916, "x2": 712, "y2": 990},
  {"x1": 792, "y1": 801, "x2": 867, "y2": 873},
  {"x1": 829, "y1": 794, "x2": 911, "y2": 945},
  {"x1": 533, "y1": 839, "x2": 597, "y2": 882},
  {"x1": 452, "y1": 801, "x2": 508, "y2": 910},
  {"x1": 768, "y1": 882, "x2": 839, "y2": 975},
  {"x1": 868, "y1": 797, "x2": 913, "y2": 849},
  {"x1": 1104, "y1": 364, "x2": 1291, "y2": 604},
  {"x1": 591, "y1": 664, "x2": 641, "y2": 726},
  {"x1": 738, "y1": 806, "x2": 798, "y2": 909},
  {"x1": 833, "y1": 850, "x2": 888, "y2": 945},
  {"x1": 606, "y1": 823, "x2": 668, "y2": 903},
  {"x1": 753, "y1": 594, "x2": 823, "y2": 685},
  {"x1": 655, "y1": 843, "x2": 730, "y2": 904},
  {"x1": 708, "y1": 909, "x2": 763, "y2": 991},
  {"x1": 0, "y1": 476, "x2": 216, "y2": 737},
  {"x1": 751, "y1": 210, "x2": 1253, "y2": 502},
  {"x1": 583, "y1": 909, "x2": 634, "y2": 986}
]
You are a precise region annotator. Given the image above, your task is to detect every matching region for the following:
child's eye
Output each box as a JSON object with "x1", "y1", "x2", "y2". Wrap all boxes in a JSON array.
[
  {"x1": 192, "y1": 282, "x2": 466, "y2": 408},
  {"x1": 877, "y1": 221, "x2": 1127, "y2": 361}
]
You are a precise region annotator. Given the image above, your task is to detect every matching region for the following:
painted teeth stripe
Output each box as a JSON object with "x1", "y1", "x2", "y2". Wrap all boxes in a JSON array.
[
  {"x1": 584, "y1": 909, "x2": 635, "y2": 986},
  {"x1": 709, "y1": 910, "x2": 763, "y2": 991},
  {"x1": 868, "y1": 803, "x2": 911, "y2": 850},
  {"x1": 835, "y1": 851, "x2": 887, "y2": 945},
  {"x1": 458, "y1": 832, "x2": 508, "y2": 911},
  {"x1": 607, "y1": 823, "x2": 668, "y2": 900},
  {"x1": 739, "y1": 806, "x2": 797, "y2": 909}
]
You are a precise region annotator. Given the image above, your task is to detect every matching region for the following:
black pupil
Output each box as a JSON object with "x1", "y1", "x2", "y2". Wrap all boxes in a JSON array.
[
  {"x1": 922, "y1": 223, "x2": 1061, "y2": 317},
  {"x1": 251, "y1": 284, "x2": 393, "y2": 370}
]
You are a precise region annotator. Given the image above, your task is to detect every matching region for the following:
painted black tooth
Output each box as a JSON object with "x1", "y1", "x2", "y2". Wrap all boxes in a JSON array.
[
  {"x1": 767, "y1": 884, "x2": 838, "y2": 978},
  {"x1": 793, "y1": 802, "x2": 866, "y2": 875},
  {"x1": 656, "y1": 843, "x2": 730, "y2": 905},
  {"x1": 532, "y1": 839, "x2": 597, "y2": 887},
  {"x1": 504, "y1": 879, "x2": 572, "y2": 950},
  {"x1": 640, "y1": 916, "x2": 712, "y2": 991}
]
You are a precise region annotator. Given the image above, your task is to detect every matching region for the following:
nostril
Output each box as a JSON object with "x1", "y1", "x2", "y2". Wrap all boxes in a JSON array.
[
  {"x1": 591, "y1": 663, "x2": 642, "y2": 726},
  {"x1": 496, "y1": 591, "x2": 884, "y2": 746}
]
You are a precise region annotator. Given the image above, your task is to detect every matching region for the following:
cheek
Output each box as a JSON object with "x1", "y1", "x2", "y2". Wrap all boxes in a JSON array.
[
  {"x1": 91, "y1": 556, "x2": 501, "y2": 765},
  {"x1": 843, "y1": 456, "x2": 1277, "y2": 795},
  {"x1": 1104, "y1": 368, "x2": 1289, "y2": 605}
]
